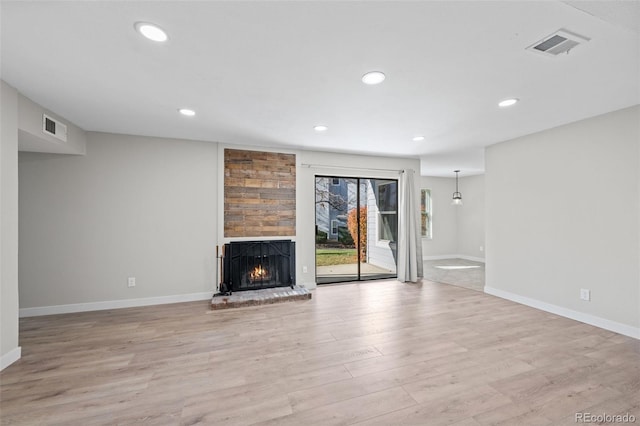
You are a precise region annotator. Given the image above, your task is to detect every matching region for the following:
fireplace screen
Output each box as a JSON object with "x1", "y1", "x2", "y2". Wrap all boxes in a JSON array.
[{"x1": 223, "y1": 240, "x2": 295, "y2": 291}]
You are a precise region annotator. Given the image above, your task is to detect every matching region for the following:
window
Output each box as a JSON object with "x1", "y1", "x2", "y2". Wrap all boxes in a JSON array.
[
  {"x1": 331, "y1": 219, "x2": 339, "y2": 236},
  {"x1": 377, "y1": 182, "x2": 397, "y2": 241},
  {"x1": 421, "y1": 189, "x2": 432, "y2": 239}
]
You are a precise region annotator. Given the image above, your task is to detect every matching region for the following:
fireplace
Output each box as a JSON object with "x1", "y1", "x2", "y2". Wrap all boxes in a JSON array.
[{"x1": 222, "y1": 240, "x2": 295, "y2": 292}]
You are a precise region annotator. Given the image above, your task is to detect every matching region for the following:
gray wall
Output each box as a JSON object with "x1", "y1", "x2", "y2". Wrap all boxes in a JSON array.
[
  {"x1": 1, "y1": 81, "x2": 20, "y2": 365},
  {"x1": 19, "y1": 132, "x2": 218, "y2": 308},
  {"x1": 456, "y1": 174, "x2": 485, "y2": 260},
  {"x1": 486, "y1": 106, "x2": 640, "y2": 329}
]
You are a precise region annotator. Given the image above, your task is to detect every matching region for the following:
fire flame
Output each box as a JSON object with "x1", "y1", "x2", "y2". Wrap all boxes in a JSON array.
[{"x1": 250, "y1": 265, "x2": 268, "y2": 280}]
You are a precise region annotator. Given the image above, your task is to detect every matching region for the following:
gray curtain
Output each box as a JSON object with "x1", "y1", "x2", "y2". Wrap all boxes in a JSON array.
[{"x1": 397, "y1": 169, "x2": 423, "y2": 282}]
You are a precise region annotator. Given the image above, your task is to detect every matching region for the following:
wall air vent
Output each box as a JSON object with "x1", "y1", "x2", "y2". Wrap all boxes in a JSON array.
[
  {"x1": 42, "y1": 114, "x2": 68, "y2": 142},
  {"x1": 526, "y1": 29, "x2": 590, "y2": 56}
]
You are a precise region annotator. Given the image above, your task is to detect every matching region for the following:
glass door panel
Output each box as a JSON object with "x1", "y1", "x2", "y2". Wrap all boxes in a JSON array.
[
  {"x1": 360, "y1": 178, "x2": 397, "y2": 281},
  {"x1": 315, "y1": 177, "x2": 358, "y2": 284}
]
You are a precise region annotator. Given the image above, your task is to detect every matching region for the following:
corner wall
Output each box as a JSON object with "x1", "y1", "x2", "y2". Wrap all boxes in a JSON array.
[
  {"x1": 485, "y1": 106, "x2": 640, "y2": 337},
  {"x1": 1, "y1": 81, "x2": 21, "y2": 369},
  {"x1": 18, "y1": 132, "x2": 218, "y2": 314}
]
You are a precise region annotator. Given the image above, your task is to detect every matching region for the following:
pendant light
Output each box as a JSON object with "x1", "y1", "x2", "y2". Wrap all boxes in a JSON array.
[{"x1": 452, "y1": 170, "x2": 463, "y2": 205}]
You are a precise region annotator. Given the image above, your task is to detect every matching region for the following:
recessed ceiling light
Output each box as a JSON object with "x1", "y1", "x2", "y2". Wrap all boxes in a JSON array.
[
  {"x1": 314, "y1": 125, "x2": 328, "y2": 132},
  {"x1": 361, "y1": 71, "x2": 386, "y2": 85},
  {"x1": 178, "y1": 108, "x2": 196, "y2": 117},
  {"x1": 412, "y1": 136, "x2": 425, "y2": 142},
  {"x1": 135, "y1": 22, "x2": 168, "y2": 42},
  {"x1": 498, "y1": 98, "x2": 519, "y2": 108}
]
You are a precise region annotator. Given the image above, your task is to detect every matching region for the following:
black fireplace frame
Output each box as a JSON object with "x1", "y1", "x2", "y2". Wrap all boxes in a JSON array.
[{"x1": 222, "y1": 240, "x2": 295, "y2": 293}]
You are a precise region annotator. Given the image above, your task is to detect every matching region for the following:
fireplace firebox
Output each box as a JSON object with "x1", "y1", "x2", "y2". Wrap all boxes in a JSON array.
[{"x1": 222, "y1": 240, "x2": 295, "y2": 292}]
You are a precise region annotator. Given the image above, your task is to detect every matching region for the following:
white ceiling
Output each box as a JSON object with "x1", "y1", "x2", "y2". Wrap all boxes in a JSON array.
[{"x1": 1, "y1": 1, "x2": 638, "y2": 176}]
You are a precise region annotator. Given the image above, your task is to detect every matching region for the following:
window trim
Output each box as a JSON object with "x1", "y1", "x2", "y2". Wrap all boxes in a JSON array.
[{"x1": 421, "y1": 188, "x2": 432, "y2": 239}]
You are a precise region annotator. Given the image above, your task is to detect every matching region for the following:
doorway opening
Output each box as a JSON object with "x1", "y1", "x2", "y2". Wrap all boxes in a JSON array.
[{"x1": 315, "y1": 176, "x2": 398, "y2": 284}]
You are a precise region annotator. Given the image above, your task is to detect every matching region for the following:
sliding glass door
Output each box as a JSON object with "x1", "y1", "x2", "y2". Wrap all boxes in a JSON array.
[{"x1": 315, "y1": 176, "x2": 397, "y2": 284}]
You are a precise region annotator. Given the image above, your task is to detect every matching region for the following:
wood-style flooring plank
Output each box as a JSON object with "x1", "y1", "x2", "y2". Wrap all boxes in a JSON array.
[{"x1": 1, "y1": 279, "x2": 638, "y2": 425}]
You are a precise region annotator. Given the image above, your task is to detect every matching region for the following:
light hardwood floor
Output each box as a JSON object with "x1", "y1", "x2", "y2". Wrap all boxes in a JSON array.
[{"x1": 1, "y1": 280, "x2": 638, "y2": 425}]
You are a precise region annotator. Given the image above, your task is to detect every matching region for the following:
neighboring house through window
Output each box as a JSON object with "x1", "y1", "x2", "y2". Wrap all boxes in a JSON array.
[
  {"x1": 377, "y1": 182, "x2": 397, "y2": 241},
  {"x1": 331, "y1": 219, "x2": 339, "y2": 236}
]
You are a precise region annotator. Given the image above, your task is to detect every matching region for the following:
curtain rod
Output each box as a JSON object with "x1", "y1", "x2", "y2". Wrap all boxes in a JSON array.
[{"x1": 301, "y1": 163, "x2": 405, "y2": 173}]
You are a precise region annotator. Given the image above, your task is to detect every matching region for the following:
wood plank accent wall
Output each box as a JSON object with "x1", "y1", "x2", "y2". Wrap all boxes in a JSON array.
[{"x1": 224, "y1": 149, "x2": 296, "y2": 237}]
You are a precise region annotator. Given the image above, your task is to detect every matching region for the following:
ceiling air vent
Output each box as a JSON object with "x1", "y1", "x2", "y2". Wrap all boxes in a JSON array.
[
  {"x1": 42, "y1": 114, "x2": 67, "y2": 142},
  {"x1": 526, "y1": 29, "x2": 590, "y2": 56}
]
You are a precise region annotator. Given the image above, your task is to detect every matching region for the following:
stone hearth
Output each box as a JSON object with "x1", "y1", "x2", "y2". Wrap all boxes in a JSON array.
[{"x1": 211, "y1": 286, "x2": 311, "y2": 310}]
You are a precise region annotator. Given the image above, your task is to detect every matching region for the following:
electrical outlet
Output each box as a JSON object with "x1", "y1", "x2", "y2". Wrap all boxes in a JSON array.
[
  {"x1": 580, "y1": 288, "x2": 590, "y2": 301},
  {"x1": 303, "y1": 266, "x2": 308, "y2": 273},
  {"x1": 128, "y1": 277, "x2": 136, "y2": 288}
]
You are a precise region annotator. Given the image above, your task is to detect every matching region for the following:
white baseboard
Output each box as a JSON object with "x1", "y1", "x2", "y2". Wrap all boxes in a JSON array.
[
  {"x1": 297, "y1": 282, "x2": 318, "y2": 290},
  {"x1": 423, "y1": 254, "x2": 485, "y2": 263},
  {"x1": 485, "y1": 286, "x2": 640, "y2": 340},
  {"x1": 423, "y1": 254, "x2": 459, "y2": 260},
  {"x1": 1, "y1": 347, "x2": 21, "y2": 371},
  {"x1": 456, "y1": 255, "x2": 485, "y2": 263},
  {"x1": 19, "y1": 292, "x2": 213, "y2": 318}
]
